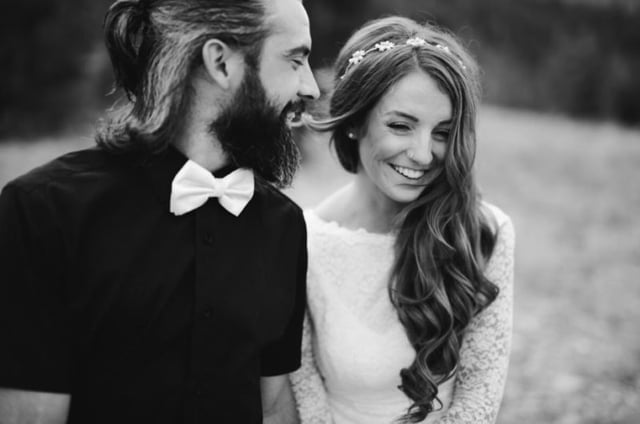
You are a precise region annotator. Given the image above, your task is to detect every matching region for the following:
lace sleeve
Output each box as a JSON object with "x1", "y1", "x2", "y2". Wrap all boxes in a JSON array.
[
  {"x1": 289, "y1": 313, "x2": 333, "y2": 424},
  {"x1": 435, "y1": 215, "x2": 515, "y2": 424}
]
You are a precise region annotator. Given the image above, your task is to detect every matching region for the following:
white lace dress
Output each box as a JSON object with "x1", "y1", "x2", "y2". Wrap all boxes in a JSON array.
[{"x1": 290, "y1": 203, "x2": 515, "y2": 424}]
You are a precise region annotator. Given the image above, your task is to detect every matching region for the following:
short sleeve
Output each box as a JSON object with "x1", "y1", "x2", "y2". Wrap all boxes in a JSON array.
[
  {"x1": 0, "y1": 182, "x2": 73, "y2": 393},
  {"x1": 260, "y1": 216, "x2": 308, "y2": 376}
]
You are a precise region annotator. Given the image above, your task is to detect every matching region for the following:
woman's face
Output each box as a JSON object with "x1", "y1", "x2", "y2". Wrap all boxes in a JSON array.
[{"x1": 355, "y1": 70, "x2": 453, "y2": 205}]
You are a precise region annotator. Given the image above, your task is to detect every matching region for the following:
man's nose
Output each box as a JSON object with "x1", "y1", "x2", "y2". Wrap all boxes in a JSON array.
[{"x1": 298, "y1": 65, "x2": 320, "y2": 100}]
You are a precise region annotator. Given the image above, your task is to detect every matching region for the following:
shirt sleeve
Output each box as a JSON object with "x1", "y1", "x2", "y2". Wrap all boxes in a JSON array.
[
  {"x1": 0, "y1": 182, "x2": 73, "y2": 393},
  {"x1": 435, "y1": 214, "x2": 516, "y2": 424},
  {"x1": 260, "y1": 215, "x2": 308, "y2": 376}
]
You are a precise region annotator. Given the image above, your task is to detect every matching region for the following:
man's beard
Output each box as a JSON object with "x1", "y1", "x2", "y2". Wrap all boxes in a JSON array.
[{"x1": 210, "y1": 66, "x2": 302, "y2": 188}]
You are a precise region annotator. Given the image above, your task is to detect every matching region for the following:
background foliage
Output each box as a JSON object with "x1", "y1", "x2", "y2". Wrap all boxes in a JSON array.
[
  {"x1": 1, "y1": 0, "x2": 639, "y2": 139},
  {"x1": 306, "y1": 0, "x2": 640, "y2": 124}
]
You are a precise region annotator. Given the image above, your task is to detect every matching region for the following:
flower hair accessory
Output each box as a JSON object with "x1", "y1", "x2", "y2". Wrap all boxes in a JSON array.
[
  {"x1": 340, "y1": 37, "x2": 466, "y2": 79},
  {"x1": 406, "y1": 37, "x2": 427, "y2": 47}
]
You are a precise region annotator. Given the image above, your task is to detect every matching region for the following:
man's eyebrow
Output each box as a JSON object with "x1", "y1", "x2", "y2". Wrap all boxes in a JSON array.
[{"x1": 285, "y1": 45, "x2": 311, "y2": 57}]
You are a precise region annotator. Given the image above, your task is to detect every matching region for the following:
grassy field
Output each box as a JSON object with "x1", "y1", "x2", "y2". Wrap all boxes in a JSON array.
[{"x1": 1, "y1": 106, "x2": 639, "y2": 423}]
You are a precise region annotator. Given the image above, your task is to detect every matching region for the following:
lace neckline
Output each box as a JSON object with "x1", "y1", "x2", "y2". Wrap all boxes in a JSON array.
[{"x1": 305, "y1": 210, "x2": 396, "y2": 241}]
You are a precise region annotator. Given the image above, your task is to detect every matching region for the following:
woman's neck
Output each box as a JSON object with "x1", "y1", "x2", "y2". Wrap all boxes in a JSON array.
[{"x1": 316, "y1": 178, "x2": 404, "y2": 234}]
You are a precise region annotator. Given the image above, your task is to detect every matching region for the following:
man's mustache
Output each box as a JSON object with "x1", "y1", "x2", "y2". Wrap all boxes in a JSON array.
[
  {"x1": 283, "y1": 99, "x2": 308, "y2": 127},
  {"x1": 283, "y1": 99, "x2": 307, "y2": 117}
]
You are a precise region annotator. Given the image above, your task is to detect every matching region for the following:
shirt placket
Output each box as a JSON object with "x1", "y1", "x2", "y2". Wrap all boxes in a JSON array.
[{"x1": 190, "y1": 200, "x2": 220, "y2": 421}]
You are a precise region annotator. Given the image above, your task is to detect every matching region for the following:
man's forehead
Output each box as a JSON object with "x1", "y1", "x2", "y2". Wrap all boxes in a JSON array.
[{"x1": 263, "y1": 0, "x2": 310, "y2": 41}]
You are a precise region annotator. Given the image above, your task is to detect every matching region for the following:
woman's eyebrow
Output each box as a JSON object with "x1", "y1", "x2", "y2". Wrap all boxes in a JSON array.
[
  {"x1": 383, "y1": 110, "x2": 419, "y2": 122},
  {"x1": 436, "y1": 120, "x2": 453, "y2": 127}
]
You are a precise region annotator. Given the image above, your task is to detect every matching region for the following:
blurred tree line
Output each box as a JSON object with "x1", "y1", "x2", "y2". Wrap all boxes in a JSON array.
[
  {"x1": 1, "y1": 0, "x2": 639, "y2": 139},
  {"x1": 306, "y1": 0, "x2": 640, "y2": 125},
  {"x1": 0, "y1": 0, "x2": 114, "y2": 138}
]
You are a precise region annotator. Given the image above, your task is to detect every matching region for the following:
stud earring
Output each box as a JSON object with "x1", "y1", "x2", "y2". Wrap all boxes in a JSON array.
[{"x1": 347, "y1": 131, "x2": 357, "y2": 140}]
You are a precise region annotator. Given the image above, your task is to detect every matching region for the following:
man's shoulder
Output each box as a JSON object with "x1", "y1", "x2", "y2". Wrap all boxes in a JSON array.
[
  {"x1": 253, "y1": 178, "x2": 304, "y2": 222},
  {"x1": 6, "y1": 146, "x2": 131, "y2": 195}
]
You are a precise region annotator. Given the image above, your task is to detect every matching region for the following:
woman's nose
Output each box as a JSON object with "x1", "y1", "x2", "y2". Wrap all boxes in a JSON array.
[{"x1": 407, "y1": 135, "x2": 434, "y2": 165}]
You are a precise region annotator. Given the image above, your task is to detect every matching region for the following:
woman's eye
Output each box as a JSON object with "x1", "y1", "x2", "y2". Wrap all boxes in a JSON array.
[
  {"x1": 433, "y1": 130, "x2": 450, "y2": 142},
  {"x1": 388, "y1": 123, "x2": 411, "y2": 132}
]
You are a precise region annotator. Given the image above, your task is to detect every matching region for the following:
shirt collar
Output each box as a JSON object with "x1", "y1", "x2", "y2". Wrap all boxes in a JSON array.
[{"x1": 141, "y1": 145, "x2": 187, "y2": 209}]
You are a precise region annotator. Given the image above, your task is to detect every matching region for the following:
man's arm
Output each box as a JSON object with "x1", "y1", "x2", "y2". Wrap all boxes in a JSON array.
[
  {"x1": 261, "y1": 375, "x2": 299, "y2": 424},
  {"x1": 0, "y1": 186, "x2": 73, "y2": 411},
  {"x1": 0, "y1": 389, "x2": 70, "y2": 424}
]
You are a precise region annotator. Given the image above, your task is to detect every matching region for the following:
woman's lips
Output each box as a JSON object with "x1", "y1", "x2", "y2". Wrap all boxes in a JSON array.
[{"x1": 389, "y1": 163, "x2": 426, "y2": 180}]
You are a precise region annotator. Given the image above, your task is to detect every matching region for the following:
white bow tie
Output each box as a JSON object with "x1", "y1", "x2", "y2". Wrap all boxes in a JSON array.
[{"x1": 170, "y1": 160, "x2": 255, "y2": 217}]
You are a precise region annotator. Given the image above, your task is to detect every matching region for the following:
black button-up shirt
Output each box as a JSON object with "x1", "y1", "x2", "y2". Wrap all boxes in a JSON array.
[{"x1": 0, "y1": 146, "x2": 307, "y2": 423}]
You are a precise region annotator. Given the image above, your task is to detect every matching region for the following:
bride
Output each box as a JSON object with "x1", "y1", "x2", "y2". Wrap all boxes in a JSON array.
[{"x1": 290, "y1": 16, "x2": 515, "y2": 424}]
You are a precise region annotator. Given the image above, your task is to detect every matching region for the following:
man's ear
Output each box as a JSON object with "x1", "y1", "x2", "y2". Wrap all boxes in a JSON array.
[{"x1": 202, "y1": 39, "x2": 244, "y2": 91}]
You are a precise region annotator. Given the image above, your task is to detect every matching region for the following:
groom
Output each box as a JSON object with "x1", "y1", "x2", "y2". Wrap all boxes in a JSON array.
[{"x1": 0, "y1": 0, "x2": 318, "y2": 423}]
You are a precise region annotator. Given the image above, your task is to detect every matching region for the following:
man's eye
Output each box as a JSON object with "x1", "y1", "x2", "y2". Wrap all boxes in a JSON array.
[{"x1": 292, "y1": 58, "x2": 304, "y2": 67}]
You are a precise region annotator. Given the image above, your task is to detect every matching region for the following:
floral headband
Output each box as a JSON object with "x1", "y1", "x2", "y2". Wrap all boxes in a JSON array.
[{"x1": 340, "y1": 37, "x2": 466, "y2": 79}]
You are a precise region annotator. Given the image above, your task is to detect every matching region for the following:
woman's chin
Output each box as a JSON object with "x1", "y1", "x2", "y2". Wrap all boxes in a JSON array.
[{"x1": 384, "y1": 186, "x2": 423, "y2": 205}]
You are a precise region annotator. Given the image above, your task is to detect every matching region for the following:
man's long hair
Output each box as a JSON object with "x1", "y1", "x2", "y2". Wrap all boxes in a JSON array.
[
  {"x1": 309, "y1": 17, "x2": 499, "y2": 422},
  {"x1": 96, "y1": 0, "x2": 267, "y2": 153}
]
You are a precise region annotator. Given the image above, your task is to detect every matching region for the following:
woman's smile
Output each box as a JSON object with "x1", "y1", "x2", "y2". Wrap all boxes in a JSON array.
[{"x1": 388, "y1": 163, "x2": 426, "y2": 180}]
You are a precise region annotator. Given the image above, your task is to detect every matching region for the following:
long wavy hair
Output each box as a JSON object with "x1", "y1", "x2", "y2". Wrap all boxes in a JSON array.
[
  {"x1": 308, "y1": 17, "x2": 499, "y2": 422},
  {"x1": 96, "y1": 0, "x2": 268, "y2": 153}
]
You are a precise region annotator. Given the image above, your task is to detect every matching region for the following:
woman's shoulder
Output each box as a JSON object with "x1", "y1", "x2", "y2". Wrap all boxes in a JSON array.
[
  {"x1": 304, "y1": 184, "x2": 377, "y2": 236},
  {"x1": 481, "y1": 201, "x2": 511, "y2": 228},
  {"x1": 480, "y1": 201, "x2": 514, "y2": 237},
  {"x1": 303, "y1": 209, "x2": 344, "y2": 244},
  {"x1": 303, "y1": 209, "x2": 326, "y2": 233},
  {"x1": 480, "y1": 201, "x2": 515, "y2": 271},
  {"x1": 309, "y1": 183, "x2": 352, "y2": 223}
]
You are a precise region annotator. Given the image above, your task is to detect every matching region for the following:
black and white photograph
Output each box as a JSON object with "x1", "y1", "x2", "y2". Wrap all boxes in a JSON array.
[{"x1": 1, "y1": 0, "x2": 639, "y2": 423}]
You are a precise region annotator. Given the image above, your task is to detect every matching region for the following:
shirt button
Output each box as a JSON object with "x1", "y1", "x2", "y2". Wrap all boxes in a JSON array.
[
  {"x1": 202, "y1": 232, "x2": 214, "y2": 246},
  {"x1": 201, "y1": 307, "x2": 213, "y2": 320}
]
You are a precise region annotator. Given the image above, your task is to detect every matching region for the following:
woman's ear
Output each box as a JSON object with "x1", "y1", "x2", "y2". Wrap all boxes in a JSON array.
[
  {"x1": 346, "y1": 127, "x2": 359, "y2": 140},
  {"x1": 202, "y1": 39, "x2": 244, "y2": 91}
]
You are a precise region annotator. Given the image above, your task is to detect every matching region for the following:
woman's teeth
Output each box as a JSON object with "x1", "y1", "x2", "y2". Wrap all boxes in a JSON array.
[{"x1": 390, "y1": 164, "x2": 425, "y2": 180}]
